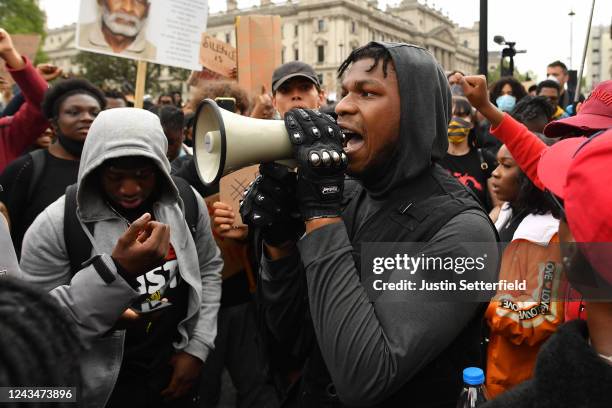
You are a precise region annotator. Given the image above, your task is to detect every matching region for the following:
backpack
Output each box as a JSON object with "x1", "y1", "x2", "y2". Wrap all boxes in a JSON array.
[
  {"x1": 26, "y1": 149, "x2": 47, "y2": 203},
  {"x1": 63, "y1": 175, "x2": 199, "y2": 275}
]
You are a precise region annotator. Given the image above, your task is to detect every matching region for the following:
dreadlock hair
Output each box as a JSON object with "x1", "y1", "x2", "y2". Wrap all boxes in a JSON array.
[
  {"x1": 337, "y1": 42, "x2": 394, "y2": 79},
  {"x1": 0, "y1": 278, "x2": 82, "y2": 407},
  {"x1": 489, "y1": 76, "x2": 528, "y2": 105},
  {"x1": 41, "y1": 78, "x2": 106, "y2": 120},
  {"x1": 510, "y1": 96, "x2": 555, "y2": 123}
]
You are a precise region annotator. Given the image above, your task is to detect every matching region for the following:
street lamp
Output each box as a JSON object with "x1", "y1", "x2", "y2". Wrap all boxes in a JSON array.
[
  {"x1": 569, "y1": 10, "x2": 576, "y2": 69},
  {"x1": 494, "y1": 35, "x2": 526, "y2": 77}
]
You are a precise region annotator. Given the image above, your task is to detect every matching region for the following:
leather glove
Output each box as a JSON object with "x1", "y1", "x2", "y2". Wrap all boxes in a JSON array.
[
  {"x1": 284, "y1": 108, "x2": 347, "y2": 221},
  {"x1": 239, "y1": 163, "x2": 304, "y2": 245}
]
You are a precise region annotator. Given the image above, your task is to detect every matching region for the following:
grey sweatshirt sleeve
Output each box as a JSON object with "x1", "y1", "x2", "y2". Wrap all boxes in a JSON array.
[
  {"x1": 19, "y1": 196, "x2": 140, "y2": 346},
  {"x1": 182, "y1": 189, "x2": 223, "y2": 363},
  {"x1": 296, "y1": 209, "x2": 498, "y2": 406}
]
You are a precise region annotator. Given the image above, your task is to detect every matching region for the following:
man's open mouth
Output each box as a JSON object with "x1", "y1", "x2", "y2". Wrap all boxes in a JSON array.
[{"x1": 341, "y1": 128, "x2": 365, "y2": 153}]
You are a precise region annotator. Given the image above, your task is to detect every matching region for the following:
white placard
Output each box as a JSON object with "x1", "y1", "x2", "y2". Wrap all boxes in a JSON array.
[{"x1": 76, "y1": 0, "x2": 207, "y2": 70}]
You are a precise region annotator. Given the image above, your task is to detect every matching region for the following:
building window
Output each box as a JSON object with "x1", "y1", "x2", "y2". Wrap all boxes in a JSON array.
[
  {"x1": 463, "y1": 40, "x2": 468, "y2": 47},
  {"x1": 294, "y1": 24, "x2": 299, "y2": 37},
  {"x1": 282, "y1": 48, "x2": 285, "y2": 64},
  {"x1": 318, "y1": 19, "x2": 325, "y2": 32},
  {"x1": 281, "y1": 25, "x2": 284, "y2": 39},
  {"x1": 351, "y1": 21, "x2": 356, "y2": 34},
  {"x1": 225, "y1": 33, "x2": 231, "y2": 43},
  {"x1": 294, "y1": 48, "x2": 299, "y2": 61},
  {"x1": 317, "y1": 73, "x2": 323, "y2": 85},
  {"x1": 317, "y1": 45, "x2": 325, "y2": 63}
]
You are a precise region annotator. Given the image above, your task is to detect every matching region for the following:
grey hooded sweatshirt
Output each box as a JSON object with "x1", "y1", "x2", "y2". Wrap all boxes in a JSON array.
[
  {"x1": 20, "y1": 108, "x2": 223, "y2": 408},
  {"x1": 258, "y1": 43, "x2": 499, "y2": 407}
]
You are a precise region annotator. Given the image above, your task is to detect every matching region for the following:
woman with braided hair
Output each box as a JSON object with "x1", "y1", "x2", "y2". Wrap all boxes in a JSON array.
[
  {"x1": 509, "y1": 95, "x2": 556, "y2": 136},
  {"x1": 0, "y1": 277, "x2": 82, "y2": 407}
]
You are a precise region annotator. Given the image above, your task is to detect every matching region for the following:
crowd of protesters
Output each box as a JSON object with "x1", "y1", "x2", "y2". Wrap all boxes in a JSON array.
[{"x1": 0, "y1": 21, "x2": 611, "y2": 408}]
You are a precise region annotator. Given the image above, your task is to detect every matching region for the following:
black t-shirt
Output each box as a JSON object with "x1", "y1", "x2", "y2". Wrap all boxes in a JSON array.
[
  {"x1": 438, "y1": 148, "x2": 495, "y2": 211},
  {"x1": 121, "y1": 242, "x2": 190, "y2": 375},
  {"x1": 0, "y1": 150, "x2": 79, "y2": 257}
]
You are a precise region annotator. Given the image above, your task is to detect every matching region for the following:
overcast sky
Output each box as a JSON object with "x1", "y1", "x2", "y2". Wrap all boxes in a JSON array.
[{"x1": 40, "y1": 0, "x2": 611, "y2": 81}]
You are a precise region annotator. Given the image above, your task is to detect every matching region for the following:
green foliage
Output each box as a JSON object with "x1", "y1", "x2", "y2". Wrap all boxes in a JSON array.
[
  {"x1": 73, "y1": 51, "x2": 190, "y2": 94},
  {"x1": 487, "y1": 64, "x2": 533, "y2": 84},
  {"x1": 0, "y1": 0, "x2": 47, "y2": 62}
]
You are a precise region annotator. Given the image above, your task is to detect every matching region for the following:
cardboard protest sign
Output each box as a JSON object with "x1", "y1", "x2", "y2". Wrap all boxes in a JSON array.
[
  {"x1": 235, "y1": 15, "x2": 282, "y2": 96},
  {"x1": 199, "y1": 34, "x2": 236, "y2": 78},
  {"x1": 0, "y1": 34, "x2": 41, "y2": 85},
  {"x1": 219, "y1": 165, "x2": 260, "y2": 227},
  {"x1": 76, "y1": 0, "x2": 208, "y2": 70}
]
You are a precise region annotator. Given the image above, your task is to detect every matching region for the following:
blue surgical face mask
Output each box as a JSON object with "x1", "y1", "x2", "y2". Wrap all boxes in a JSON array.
[{"x1": 496, "y1": 94, "x2": 517, "y2": 112}]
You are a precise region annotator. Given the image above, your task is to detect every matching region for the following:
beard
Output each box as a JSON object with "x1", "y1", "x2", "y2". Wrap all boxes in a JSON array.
[{"x1": 102, "y1": 8, "x2": 145, "y2": 38}]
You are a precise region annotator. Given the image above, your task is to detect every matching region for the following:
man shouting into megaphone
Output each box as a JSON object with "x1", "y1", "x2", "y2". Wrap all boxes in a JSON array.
[{"x1": 240, "y1": 42, "x2": 499, "y2": 407}]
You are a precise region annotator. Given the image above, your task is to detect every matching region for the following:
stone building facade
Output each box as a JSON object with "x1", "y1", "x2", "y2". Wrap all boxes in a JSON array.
[{"x1": 207, "y1": 0, "x2": 479, "y2": 98}]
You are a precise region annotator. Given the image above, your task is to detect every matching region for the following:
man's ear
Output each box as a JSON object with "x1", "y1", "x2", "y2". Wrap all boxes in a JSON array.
[
  {"x1": 317, "y1": 91, "x2": 326, "y2": 107},
  {"x1": 271, "y1": 94, "x2": 277, "y2": 110}
]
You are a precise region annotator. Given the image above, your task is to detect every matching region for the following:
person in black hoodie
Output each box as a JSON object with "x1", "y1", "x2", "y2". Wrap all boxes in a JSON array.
[{"x1": 239, "y1": 42, "x2": 499, "y2": 406}]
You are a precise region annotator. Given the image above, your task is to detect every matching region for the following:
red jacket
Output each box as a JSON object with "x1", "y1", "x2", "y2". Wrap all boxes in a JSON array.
[
  {"x1": 0, "y1": 57, "x2": 49, "y2": 173},
  {"x1": 489, "y1": 114, "x2": 585, "y2": 322}
]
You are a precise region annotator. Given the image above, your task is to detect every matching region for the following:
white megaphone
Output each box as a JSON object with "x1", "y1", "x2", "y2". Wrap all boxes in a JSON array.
[{"x1": 193, "y1": 99, "x2": 296, "y2": 186}]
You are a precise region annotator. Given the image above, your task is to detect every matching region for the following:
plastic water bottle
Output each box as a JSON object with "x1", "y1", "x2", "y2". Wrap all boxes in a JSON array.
[{"x1": 456, "y1": 367, "x2": 489, "y2": 408}]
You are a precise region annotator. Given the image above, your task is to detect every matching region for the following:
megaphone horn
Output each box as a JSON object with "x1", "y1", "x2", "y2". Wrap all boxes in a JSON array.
[{"x1": 193, "y1": 99, "x2": 295, "y2": 186}]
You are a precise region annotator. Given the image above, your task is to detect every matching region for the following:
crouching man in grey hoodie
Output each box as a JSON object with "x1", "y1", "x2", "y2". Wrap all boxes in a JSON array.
[{"x1": 20, "y1": 107, "x2": 223, "y2": 408}]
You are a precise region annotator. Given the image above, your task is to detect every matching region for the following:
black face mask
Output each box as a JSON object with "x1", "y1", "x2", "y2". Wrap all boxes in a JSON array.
[{"x1": 57, "y1": 130, "x2": 85, "y2": 158}]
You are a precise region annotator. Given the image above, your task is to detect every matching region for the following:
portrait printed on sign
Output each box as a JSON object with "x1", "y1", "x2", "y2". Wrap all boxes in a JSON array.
[{"x1": 77, "y1": 0, "x2": 157, "y2": 60}]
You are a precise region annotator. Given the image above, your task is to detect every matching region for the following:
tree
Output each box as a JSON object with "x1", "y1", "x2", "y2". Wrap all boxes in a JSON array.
[
  {"x1": 73, "y1": 51, "x2": 190, "y2": 95},
  {"x1": 487, "y1": 65, "x2": 534, "y2": 85},
  {"x1": 0, "y1": 0, "x2": 47, "y2": 62}
]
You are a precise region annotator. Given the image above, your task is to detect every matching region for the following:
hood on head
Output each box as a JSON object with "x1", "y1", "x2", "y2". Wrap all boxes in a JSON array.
[
  {"x1": 353, "y1": 42, "x2": 451, "y2": 197},
  {"x1": 76, "y1": 107, "x2": 178, "y2": 218}
]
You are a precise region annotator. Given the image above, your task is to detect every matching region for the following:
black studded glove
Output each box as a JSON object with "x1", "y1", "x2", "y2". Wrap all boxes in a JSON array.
[
  {"x1": 239, "y1": 163, "x2": 304, "y2": 245},
  {"x1": 284, "y1": 108, "x2": 347, "y2": 221}
]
